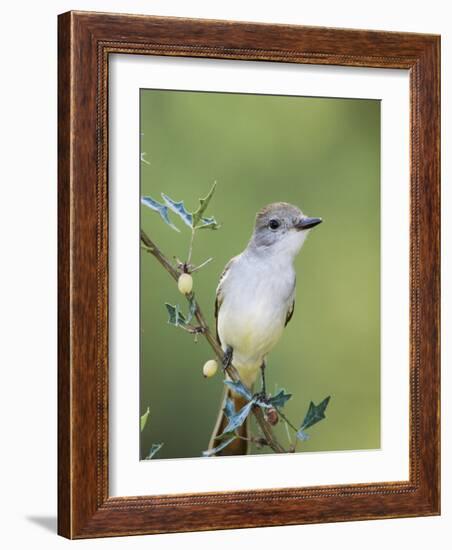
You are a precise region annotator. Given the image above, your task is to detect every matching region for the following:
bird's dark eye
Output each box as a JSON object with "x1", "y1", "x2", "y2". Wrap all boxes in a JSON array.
[{"x1": 268, "y1": 219, "x2": 280, "y2": 230}]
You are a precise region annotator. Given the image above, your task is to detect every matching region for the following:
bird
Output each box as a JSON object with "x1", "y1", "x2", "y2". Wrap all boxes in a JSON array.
[{"x1": 208, "y1": 202, "x2": 322, "y2": 455}]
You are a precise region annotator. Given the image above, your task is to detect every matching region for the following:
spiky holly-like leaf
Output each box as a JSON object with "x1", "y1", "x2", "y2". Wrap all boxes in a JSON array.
[
  {"x1": 192, "y1": 182, "x2": 217, "y2": 228},
  {"x1": 296, "y1": 429, "x2": 310, "y2": 442},
  {"x1": 142, "y1": 184, "x2": 219, "y2": 231},
  {"x1": 203, "y1": 436, "x2": 237, "y2": 457},
  {"x1": 223, "y1": 397, "x2": 235, "y2": 419},
  {"x1": 145, "y1": 442, "x2": 164, "y2": 460},
  {"x1": 300, "y1": 396, "x2": 331, "y2": 431},
  {"x1": 141, "y1": 196, "x2": 180, "y2": 232},
  {"x1": 224, "y1": 379, "x2": 253, "y2": 401},
  {"x1": 221, "y1": 398, "x2": 254, "y2": 435},
  {"x1": 197, "y1": 216, "x2": 221, "y2": 230},
  {"x1": 161, "y1": 194, "x2": 193, "y2": 228},
  {"x1": 165, "y1": 298, "x2": 197, "y2": 328},
  {"x1": 186, "y1": 295, "x2": 197, "y2": 324},
  {"x1": 267, "y1": 389, "x2": 292, "y2": 409},
  {"x1": 140, "y1": 406, "x2": 150, "y2": 432},
  {"x1": 165, "y1": 303, "x2": 187, "y2": 327}
]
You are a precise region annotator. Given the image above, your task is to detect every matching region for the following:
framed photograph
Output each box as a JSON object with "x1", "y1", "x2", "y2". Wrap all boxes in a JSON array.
[{"x1": 58, "y1": 11, "x2": 440, "y2": 538}]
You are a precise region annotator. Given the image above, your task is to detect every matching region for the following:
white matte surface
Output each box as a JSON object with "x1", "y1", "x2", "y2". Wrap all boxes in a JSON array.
[{"x1": 109, "y1": 55, "x2": 410, "y2": 497}]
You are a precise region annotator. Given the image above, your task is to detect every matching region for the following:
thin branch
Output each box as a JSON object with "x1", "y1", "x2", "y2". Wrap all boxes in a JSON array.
[
  {"x1": 276, "y1": 408, "x2": 300, "y2": 452},
  {"x1": 186, "y1": 228, "x2": 196, "y2": 265},
  {"x1": 284, "y1": 417, "x2": 293, "y2": 446},
  {"x1": 276, "y1": 408, "x2": 299, "y2": 433},
  {"x1": 141, "y1": 230, "x2": 179, "y2": 280},
  {"x1": 140, "y1": 228, "x2": 287, "y2": 453},
  {"x1": 190, "y1": 257, "x2": 213, "y2": 273},
  {"x1": 253, "y1": 406, "x2": 286, "y2": 453}
]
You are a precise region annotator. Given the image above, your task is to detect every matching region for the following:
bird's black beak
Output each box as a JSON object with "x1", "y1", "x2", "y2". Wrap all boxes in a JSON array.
[{"x1": 295, "y1": 217, "x2": 323, "y2": 230}]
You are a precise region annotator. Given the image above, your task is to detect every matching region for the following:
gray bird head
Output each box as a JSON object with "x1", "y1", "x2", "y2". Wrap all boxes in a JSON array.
[{"x1": 249, "y1": 202, "x2": 322, "y2": 258}]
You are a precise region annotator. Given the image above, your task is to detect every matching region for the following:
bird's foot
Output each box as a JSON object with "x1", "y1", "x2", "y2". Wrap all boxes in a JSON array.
[
  {"x1": 252, "y1": 390, "x2": 269, "y2": 404},
  {"x1": 256, "y1": 361, "x2": 268, "y2": 401},
  {"x1": 222, "y1": 346, "x2": 233, "y2": 372}
]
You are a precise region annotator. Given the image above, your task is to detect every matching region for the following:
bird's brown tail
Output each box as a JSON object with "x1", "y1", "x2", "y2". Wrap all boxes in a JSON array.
[{"x1": 207, "y1": 386, "x2": 249, "y2": 456}]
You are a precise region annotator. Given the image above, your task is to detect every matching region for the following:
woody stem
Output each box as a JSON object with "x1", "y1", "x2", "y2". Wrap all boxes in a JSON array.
[
  {"x1": 187, "y1": 228, "x2": 195, "y2": 265},
  {"x1": 140, "y1": 228, "x2": 287, "y2": 453}
]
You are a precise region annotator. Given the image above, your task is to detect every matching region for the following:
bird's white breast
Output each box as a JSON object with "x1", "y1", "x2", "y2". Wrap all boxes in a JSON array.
[{"x1": 217, "y1": 252, "x2": 295, "y2": 387}]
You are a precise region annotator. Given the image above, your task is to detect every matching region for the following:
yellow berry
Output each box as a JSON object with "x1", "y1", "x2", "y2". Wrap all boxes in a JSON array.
[
  {"x1": 178, "y1": 273, "x2": 193, "y2": 295},
  {"x1": 203, "y1": 359, "x2": 218, "y2": 378}
]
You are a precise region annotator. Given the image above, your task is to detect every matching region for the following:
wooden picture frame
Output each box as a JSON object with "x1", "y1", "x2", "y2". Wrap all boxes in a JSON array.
[{"x1": 58, "y1": 11, "x2": 440, "y2": 538}]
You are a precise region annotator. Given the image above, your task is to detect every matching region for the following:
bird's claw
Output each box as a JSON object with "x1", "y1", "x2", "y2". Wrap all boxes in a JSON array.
[
  {"x1": 253, "y1": 391, "x2": 269, "y2": 404},
  {"x1": 222, "y1": 347, "x2": 233, "y2": 372}
]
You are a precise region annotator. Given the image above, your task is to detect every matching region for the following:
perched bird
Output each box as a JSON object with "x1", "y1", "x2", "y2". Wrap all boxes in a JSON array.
[{"x1": 208, "y1": 202, "x2": 322, "y2": 455}]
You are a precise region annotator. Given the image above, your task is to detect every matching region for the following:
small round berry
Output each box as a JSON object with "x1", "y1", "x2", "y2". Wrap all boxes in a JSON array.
[
  {"x1": 178, "y1": 273, "x2": 193, "y2": 295},
  {"x1": 203, "y1": 359, "x2": 218, "y2": 378}
]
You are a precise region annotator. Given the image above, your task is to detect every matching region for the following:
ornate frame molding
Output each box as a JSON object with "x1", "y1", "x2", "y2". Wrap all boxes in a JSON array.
[{"x1": 58, "y1": 11, "x2": 440, "y2": 538}]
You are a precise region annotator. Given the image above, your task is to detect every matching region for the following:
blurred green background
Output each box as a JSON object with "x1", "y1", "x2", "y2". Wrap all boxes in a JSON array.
[{"x1": 140, "y1": 89, "x2": 380, "y2": 460}]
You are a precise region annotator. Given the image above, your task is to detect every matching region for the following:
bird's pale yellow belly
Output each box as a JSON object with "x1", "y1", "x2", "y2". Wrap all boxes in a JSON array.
[{"x1": 217, "y1": 300, "x2": 286, "y2": 387}]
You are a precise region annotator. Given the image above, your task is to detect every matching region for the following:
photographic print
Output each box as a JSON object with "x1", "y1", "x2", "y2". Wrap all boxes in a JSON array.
[{"x1": 140, "y1": 89, "x2": 380, "y2": 460}]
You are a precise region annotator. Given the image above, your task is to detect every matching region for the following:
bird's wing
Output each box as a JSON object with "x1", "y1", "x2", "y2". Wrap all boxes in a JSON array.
[
  {"x1": 214, "y1": 255, "x2": 238, "y2": 344},
  {"x1": 284, "y1": 279, "x2": 296, "y2": 327},
  {"x1": 285, "y1": 300, "x2": 295, "y2": 326}
]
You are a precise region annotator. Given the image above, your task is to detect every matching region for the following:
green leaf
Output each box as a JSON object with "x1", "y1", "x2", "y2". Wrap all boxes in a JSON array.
[
  {"x1": 143, "y1": 185, "x2": 220, "y2": 231},
  {"x1": 141, "y1": 196, "x2": 180, "y2": 232},
  {"x1": 165, "y1": 300, "x2": 198, "y2": 327},
  {"x1": 296, "y1": 429, "x2": 310, "y2": 442},
  {"x1": 192, "y1": 182, "x2": 217, "y2": 228},
  {"x1": 197, "y1": 216, "x2": 221, "y2": 230},
  {"x1": 224, "y1": 379, "x2": 253, "y2": 401},
  {"x1": 300, "y1": 396, "x2": 331, "y2": 431},
  {"x1": 165, "y1": 303, "x2": 187, "y2": 327},
  {"x1": 223, "y1": 397, "x2": 236, "y2": 419},
  {"x1": 140, "y1": 406, "x2": 150, "y2": 432},
  {"x1": 186, "y1": 295, "x2": 197, "y2": 324},
  {"x1": 268, "y1": 389, "x2": 292, "y2": 409},
  {"x1": 203, "y1": 436, "x2": 237, "y2": 457},
  {"x1": 221, "y1": 398, "x2": 254, "y2": 435},
  {"x1": 161, "y1": 194, "x2": 193, "y2": 228},
  {"x1": 145, "y1": 442, "x2": 164, "y2": 459}
]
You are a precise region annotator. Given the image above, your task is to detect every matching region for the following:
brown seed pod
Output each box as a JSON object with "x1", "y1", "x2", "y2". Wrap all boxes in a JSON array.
[{"x1": 264, "y1": 407, "x2": 279, "y2": 426}]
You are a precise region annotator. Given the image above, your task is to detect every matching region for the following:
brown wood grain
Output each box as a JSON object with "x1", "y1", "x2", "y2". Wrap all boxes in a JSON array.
[
  {"x1": 57, "y1": 10, "x2": 71, "y2": 539},
  {"x1": 58, "y1": 10, "x2": 440, "y2": 539}
]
